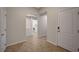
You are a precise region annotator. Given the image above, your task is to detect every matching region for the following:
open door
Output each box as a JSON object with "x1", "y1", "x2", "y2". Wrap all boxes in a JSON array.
[
  {"x1": 0, "y1": 8, "x2": 6, "y2": 52},
  {"x1": 58, "y1": 8, "x2": 79, "y2": 51}
]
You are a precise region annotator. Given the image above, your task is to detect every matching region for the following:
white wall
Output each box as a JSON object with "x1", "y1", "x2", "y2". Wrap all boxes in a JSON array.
[
  {"x1": 39, "y1": 7, "x2": 58, "y2": 45},
  {"x1": 47, "y1": 8, "x2": 58, "y2": 45},
  {"x1": 38, "y1": 14, "x2": 47, "y2": 37},
  {"x1": 38, "y1": 8, "x2": 47, "y2": 37},
  {"x1": 6, "y1": 7, "x2": 38, "y2": 46}
]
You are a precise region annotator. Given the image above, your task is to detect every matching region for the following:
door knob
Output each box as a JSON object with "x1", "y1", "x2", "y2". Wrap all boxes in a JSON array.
[{"x1": 57, "y1": 26, "x2": 60, "y2": 32}]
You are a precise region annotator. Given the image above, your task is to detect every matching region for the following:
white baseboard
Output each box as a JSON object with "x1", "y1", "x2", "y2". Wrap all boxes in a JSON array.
[
  {"x1": 6, "y1": 36, "x2": 32, "y2": 47},
  {"x1": 47, "y1": 40, "x2": 57, "y2": 46},
  {"x1": 6, "y1": 39, "x2": 57, "y2": 48},
  {"x1": 6, "y1": 40, "x2": 26, "y2": 47}
]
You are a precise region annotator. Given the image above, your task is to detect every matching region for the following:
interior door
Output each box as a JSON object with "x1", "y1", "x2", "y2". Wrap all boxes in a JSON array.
[
  {"x1": 58, "y1": 8, "x2": 78, "y2": 51},
  {"x1": 73, "y1": 8, "x2": 79, "y2": 51},
  {"x1": 0, "y1": 8, "x2": 6, "y2": 52},
  {"x1": 0, "y1": 8, "x2": 2, "y2": 51}
]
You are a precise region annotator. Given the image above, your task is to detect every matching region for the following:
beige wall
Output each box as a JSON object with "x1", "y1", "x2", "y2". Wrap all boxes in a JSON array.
[
  {"x1": 38, "y1": 14, "x2": 47, "y2": 37},
  {"x1": 6, "y1": 7, "x2": 38, "y2": 46},
  {"x1": 39, "y1": 7, "x2": 58, "y2": 45},
  {"x1": 47, "y1": 8, "x2": 58, "y2": 45},
  {"x1": 38, "y1": 8, "x2": 47, "y2": 37}
]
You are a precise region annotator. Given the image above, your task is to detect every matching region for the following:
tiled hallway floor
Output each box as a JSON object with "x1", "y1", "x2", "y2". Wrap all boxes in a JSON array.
[{"x1": 5, "y1": 33, "x2": 69, "y2": 52}]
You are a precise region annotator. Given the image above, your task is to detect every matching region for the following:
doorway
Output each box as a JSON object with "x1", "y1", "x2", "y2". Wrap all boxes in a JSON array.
[
  {"x1": 26, "y1": 15, "x2": 38, "y2": 37},
  {"x1": 32, "y1": 19, "x2": 38, "y2": 37}
]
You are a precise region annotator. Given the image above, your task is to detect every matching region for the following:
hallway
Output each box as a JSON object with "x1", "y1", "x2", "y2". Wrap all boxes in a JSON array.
[{"x1": 5, "y1": 34, "x2": 68, "y2": 52}]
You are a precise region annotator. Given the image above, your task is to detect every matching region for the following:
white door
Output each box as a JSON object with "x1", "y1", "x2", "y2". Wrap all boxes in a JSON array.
[
  {"x1": 58, "y1": 8, "x2": 78, "y2": 51},
  {"x1": 0, "y1": 8, "x2": 2, "y2": 51},
  {"x1": 73, "y1": 8, "x2": 79, "y2": 51},
  {"x1": 0, "y1": 8, "x2": 6, "y2": 52}
]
